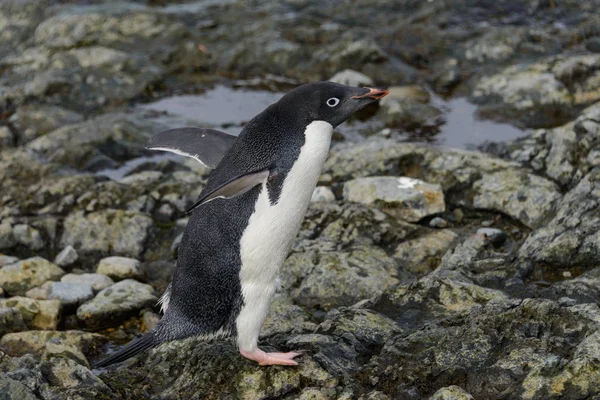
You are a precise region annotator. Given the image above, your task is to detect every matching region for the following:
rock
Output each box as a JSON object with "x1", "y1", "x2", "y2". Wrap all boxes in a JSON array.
[
  {"x1": 329, "y1": 69, "x2": 374, "y2": 87},
  {"x1": 394, "y1": 230, "x2": 459, "y2": 274},
  {"x1": 281, "y1": 246, "x2": 400, "y2": 310},
  {"x1": 12, "y1": 224, "x2": 45, "y2": 250},
  {"x1": 0, "y1": 330, "x2": 107, "y2": 357},
  {"x1": 24, "y1": 281, "x2": 51, "y2": 300},
  {"x1": 47, "y1": 282, "x2": 94, "y2": 310},
  {"x1": 0, "y1": 222, "x2": 16, "y2": 250},
  {"x1": 42, "y1": 356, "x2": 110, "y2": 390},
  {"x1": 140, "y1": 310, "x2": 161, "y2": 333},
  {"x1": 429, "y1": 386, "x2": 474, "y2": 400},
  {"x1": 96, "y1": 256, "x2": 142, "y2": 281},
  {"x1": 261, "y1": 295, "x2": 317, "y2": 338},
  {"x1": 311, "y1": 186, "x2": 335, "y2": 202},
  {"x1": 60, "y1": 273, "x2": 114, "y2": 292},
  {"x1": 472, "y1": 169, "x2": 560, "y2": 229},
  {"x1": 343, "y1": 177, "x2": 445, "y2": 222},
  {"x1": 0, "y1": 376, "x2": 37, "y2": 400},
  {"x1": 586, "y1": 37, "x2": 600, "y2": 53},
  {"x1": 429, "y1": 217, "x2": 448, "y2": 228},
  {"x1": 0, "y1": 126, "x2": 15, "y2": 149},
  {"x1": 382, "y1": 86, "x2": 430, "y2": 104},
  {"x1": 0, "y1": 297, "x2": 61, "y2": 330},
  {"x1": 519, "y1": 169, "x2": 600, "y2": 268},
  {"x1": 378, "y1": 94, "x2": 441, "y2": 130},
  {"x1": 0, "y1": 307, "x2": 27, "y2": 335},
  {"x1": 60, "y1": 210, "x2": 153, "y2": 259},
  {"x1": 0, "y1": 255, "x2": 18, "y2": 267},
  {"x1": 0, "y1": 257, "x2": 65, "y2": 296},
  {"x1": 76, "y1": 279, "x2": 157, "y2": 329},
  {"x1": 476, "y1": 228, "x2": 507, "y2": 247},
  {"x1": 8, "y1": 104, "x2": 83, "y2": 145},
  {"x1": 53, "y1": 245, "x2": 78, "y2": 267}
]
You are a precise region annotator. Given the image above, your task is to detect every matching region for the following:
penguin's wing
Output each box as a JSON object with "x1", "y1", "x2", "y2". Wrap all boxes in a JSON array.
[
  {"x1": 146, "y1": 127, "x2": 237, "y2": 169},
  {"x1": 186, "y1": 168, "x2": 269, "y2": 214}
]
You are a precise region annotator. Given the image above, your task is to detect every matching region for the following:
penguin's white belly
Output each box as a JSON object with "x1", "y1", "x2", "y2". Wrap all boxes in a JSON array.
[{"x1": 235, "y1": 120, "x2": 333, "y2": 350}]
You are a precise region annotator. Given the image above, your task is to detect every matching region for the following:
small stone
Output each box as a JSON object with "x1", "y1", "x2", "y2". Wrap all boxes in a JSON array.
[
  {"x1": 48, "y1": 282, "x2": 95, "y2": 310},
  {"x1": 562, "y1": 271, "x2": 572, "y2": 278},
  {"x1": 481, "y1": 220, "x2": 493, "y2": 227},
  {"x1": 76, "y1": 279, "x2": 157, "y2": 329},
  {"x1": 429, "y1": 385, "x2": 474, "y2": 400},
  {"x1": 429, "y1": 217, "x2": 448, "y2": 228},
  {"x1": 311, "y1": 186, "x2": 336, "y2": 202},
  {"x1": 585, "y1": 37, "x2": 600, "y2": 53},
  {"x1": 329, "y1": 69, "x2": 374, "y2": 87},
  {"x1": 0, "y1": 126, "x2": 15, "y2": 149},
  {"x1": 343, "y1": 176, "x2": 445, "y2": 222},
  {"x1": 61, "y1": 273, "x2": 114, "y2": 292},
  {"x1": 53, "y1": 245, "x2": 79, "y2": 267},
  {"x1": 0, "y1": 255, "x2": 19, "y2": 267},
  {"x1": 453, "y1": 208, "x2": 464, "y2": 223},
  {"x1": 12, "y1": 224, "x2": 45, "y2": 250},
  {"x1": 0, "y1": 297, "x2": 61, "y2": 330},
  {"x1": 0, "y1": 222, "x2": 16, "y2": 250},
  {"x1": 25, "y1": 283, "x2": 50, "y2": 300},
  {"x1": 96, "y1": 256, "x2": 142, "y2": 281},
  {"x1": 156, "y1": 203, "x2": 175, "y2": 220},
  {"x1": 476, "y1": 228, "x2": 507, "y2": 247},
  {"x1": 0, "y1": 257, "x2": 65, "y2": 296},
  {"x1": 141, "y1": 310, "x2": 161, "y2": 333}
]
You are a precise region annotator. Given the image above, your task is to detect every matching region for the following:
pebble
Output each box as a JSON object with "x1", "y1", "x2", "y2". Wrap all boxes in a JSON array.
[
  {"x1": 311, "y1": 186, "x2": 336, "y2": 202},
  {"x1": 476, "y1": 227, "x2": 507, "y2": 247},
  {"x1": 54, "y1": 245, "x2": 79, "y2": 267},
  {"x1": 96, "y1": 256, "x2": 142, "y2": 281},
  {"x1": 429, "y1": 217, "x2": 448, "y2": 228}
]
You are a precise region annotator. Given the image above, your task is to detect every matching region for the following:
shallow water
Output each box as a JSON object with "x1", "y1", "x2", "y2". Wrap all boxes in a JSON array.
[{"x1": 138, "y1": 85, "x2": 526, "y2": 148}]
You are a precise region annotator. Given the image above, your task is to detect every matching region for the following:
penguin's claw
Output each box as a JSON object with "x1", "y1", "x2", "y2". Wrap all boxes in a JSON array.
[{"x1": 240, "y1": 348, "x2": 301, "y2": 366}]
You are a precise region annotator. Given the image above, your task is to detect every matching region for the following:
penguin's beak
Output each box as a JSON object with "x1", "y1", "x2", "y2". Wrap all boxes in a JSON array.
[{"x1": 351, "y1": 87, "x2": 389, "y2": 100}]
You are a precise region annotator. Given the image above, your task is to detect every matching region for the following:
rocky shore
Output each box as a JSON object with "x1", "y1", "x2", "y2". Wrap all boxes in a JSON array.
[{"x1": 2, "y1": 1, "x2": 600, "y2": 399}]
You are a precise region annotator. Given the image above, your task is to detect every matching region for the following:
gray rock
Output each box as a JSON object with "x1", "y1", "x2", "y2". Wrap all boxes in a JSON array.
[
  {"x1": 281, "y1": 246, "x2": 400, "y2": 310},
  {"x1": 60, "y1": 210, "x2": 153, "y2": 259},
  {"x1": 48, "y1": 282, "x2": 95, "y2": 309},
  {"x1": 586, "y1": 37, "x2": 600, "y2": 53},
  {"x1": 329, "y1": 69, "x2": 374, "y2": 87},
  {"x1": 96, "y1": 256, "x2": 142, "y2": 281},
  {"x1": 0, "y1": 222, "x2": 16, "y2": 250},
  {"x1": 476, "y1": 228, "x2": 507, "y2": 247},
  {"x1": 429, "y1": 386, "x2": 474, "y2": 400},
  {"x1": 0, "y1": 257, "x2": 65, "y2": 295},
  {"x1": 12, "y1": 224, "x2": 45, "y2": 250},
  {"x1": 61, "y1": 273, "x2": 114, "y2": 292},
  {"x1": 76, "y1": 279, "x2": 157, "y2": 329},
  {"x1": 429, "y1": 217, "x2": 448, "y2": 228},
  {"x1": 472, "y1": 169, "x2": 560, "y2": 229},
  {"x1": 344, "y1": 177, "x2": 445, "y2": 222},
  {"x1": 53, "y1": 245, "x2": 79, "y2": 267},
  {"x1": 0, "y1": 376, "x2": 37, "y2": 400},
  {"x1": 0, "y1": 126, "x2": 15, "y2": 149},
  {"x1": 8, "y1": 104, "x2": 83, "y2": 145},
  {"x1": 0, "y1": 255, "x2": 19, "y2": 267},
  {"x1": 311, "y1": 186, "x2": 335, "y2": 202}
]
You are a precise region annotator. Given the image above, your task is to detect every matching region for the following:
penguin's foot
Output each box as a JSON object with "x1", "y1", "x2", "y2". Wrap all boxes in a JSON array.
[{"x1": 239, "y1": 348, "x2": 300, "y2": 366}]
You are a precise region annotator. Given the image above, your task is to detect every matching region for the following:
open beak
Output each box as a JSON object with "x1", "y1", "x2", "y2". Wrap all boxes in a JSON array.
[{"x1": 351, "y1": 87, "x2": 389, "y2": 100}]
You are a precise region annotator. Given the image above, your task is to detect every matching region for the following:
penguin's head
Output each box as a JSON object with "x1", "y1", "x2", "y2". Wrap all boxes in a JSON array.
[{"x1": 277, "y1": 81, "x2": 388, "y2": 128}]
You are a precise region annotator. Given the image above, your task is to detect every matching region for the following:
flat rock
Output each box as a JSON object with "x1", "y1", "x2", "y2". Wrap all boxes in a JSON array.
[
  {"x1": 61, "y1": 273, "x2": 114, "y2": 292},
  {"x1": 343, "y1": 177, "x2": 445, "y2": 222},
  {"x1": 0, "y1": 257, "x2": 65, "y2": 295},
  {"x1": 76, "y1": 279, "x2": 157, "y2": 329},
  {"x1": 96, "y1": 256, "x2": 142, "y2": 281},
  {"x1": 48, "y1": 282, "x2": 95, "y2": 309},
  {"x1": 60, "y1": 210, "x2": 153, "y2": 259}
]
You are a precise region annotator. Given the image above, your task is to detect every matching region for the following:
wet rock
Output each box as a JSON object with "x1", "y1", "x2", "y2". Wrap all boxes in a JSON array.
[
  {"x1": 96, "y1": 256, "x2": 142, "y2": 281},
  {"x1": 394, "y1": 229, "x2": 459, "y2": 274},
  {"x1": 329, "y1": 69, "x2": 374, "y2": 87},
  {"x1": 48, "y1": 282, "x2": 94, "y2": 310},
  {"x1": 0, "y1": 257, "x2": 65, "y2": 296},
  {"x1": 60, "y1": 273, "x2": 114, "y2": 293},
  {"x1": 281, "y1": 246, "x2": 400, "y2": 310},
  {"x1": 53, "y1": 245, "x2": 78, "y2": 268},
  {"x1": 429, "y1": 386, "x2": 474, "y2": 400},
  {"x1": 519, "y1": 169, "x2": 600, "y2": 269},
  {"x1": 0, "y1": 330, "x2": 106, "y2": 357},
  {"x1": 476, "y1": 228, "x2": 507, "y2": 247},
  {"x1": 9, "y1": 104, "x2": 83, "y2": 145},
  {"x1": 344, "y1": 177, "x2": 445, "y2": 222},
  {"x1": 76, "y1": 279, "x2": 157, "y2": 329},
  {"x1": 60, "y1": 210, "x2": 153, "y2": 259},
  {"x1": 311, "y1": 186, "x2": 335, "y2": 202},
  {"x1": 12, "y1": 224, "x2": 45, "y2": 250},
  {"x1": 0, "y1": 297, "x2": 61, "y2": 331},
  {"x1": 472, "y1": 169, "x2": 560, "y2": 229}
]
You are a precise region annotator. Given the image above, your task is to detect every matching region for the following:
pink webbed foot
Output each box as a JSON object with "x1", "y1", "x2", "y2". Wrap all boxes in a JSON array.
[{"x1": 239, "y1": 348, "x2": 301, "y2": 366}]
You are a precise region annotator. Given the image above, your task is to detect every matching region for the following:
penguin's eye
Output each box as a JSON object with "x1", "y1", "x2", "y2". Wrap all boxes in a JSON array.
[{"x1": 326, "y1": 97, "x2": 340, "y2": 107}]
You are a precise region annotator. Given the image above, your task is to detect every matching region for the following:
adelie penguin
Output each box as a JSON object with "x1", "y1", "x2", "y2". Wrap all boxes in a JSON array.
[{"x1": 93, "y1": 82, "x2": 388, "y2": 368}]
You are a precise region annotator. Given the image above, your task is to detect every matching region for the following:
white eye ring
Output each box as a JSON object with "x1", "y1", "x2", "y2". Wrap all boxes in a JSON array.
[{"x1": 326, "y1": 97, "x2": 340, "y2": 107}]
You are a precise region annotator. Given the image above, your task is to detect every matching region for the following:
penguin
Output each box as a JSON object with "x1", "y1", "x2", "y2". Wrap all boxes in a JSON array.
[{"x1": 93, "y1": 82, "x2": 388, "y2": 368}]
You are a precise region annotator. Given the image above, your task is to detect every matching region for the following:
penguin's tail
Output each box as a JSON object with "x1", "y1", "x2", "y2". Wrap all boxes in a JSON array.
[{"x1": 92, "y1": 331, "x2": 158, "y2": 369}]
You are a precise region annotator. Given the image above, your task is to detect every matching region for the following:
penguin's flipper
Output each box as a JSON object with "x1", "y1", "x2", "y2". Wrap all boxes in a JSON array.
[
  {"x1": 92, "y1": 332, "x2": 157, "y2": 369},
  {"x1": 146, "y1": 127, "x2": 237, "y2": 169},
  {"x1": 186, "y1": 169, "x2": 269, "y2": 214}
]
